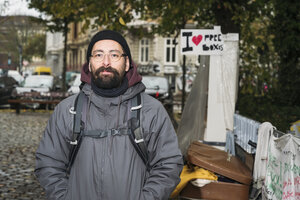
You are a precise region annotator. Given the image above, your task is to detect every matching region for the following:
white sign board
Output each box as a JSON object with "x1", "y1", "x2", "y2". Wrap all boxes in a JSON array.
[{"x1": 180, "y1": 26, "x2": 224, "y2": 55}]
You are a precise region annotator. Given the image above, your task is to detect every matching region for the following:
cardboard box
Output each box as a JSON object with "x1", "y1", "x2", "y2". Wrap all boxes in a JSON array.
[{"x1": 180, "y1": 141, "x2": 252, "y2": 200}]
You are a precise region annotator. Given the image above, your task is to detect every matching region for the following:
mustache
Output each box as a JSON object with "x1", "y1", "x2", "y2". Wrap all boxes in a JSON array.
[{"x1": 95, "y1": 66, "x2": 119, "y2": 76}]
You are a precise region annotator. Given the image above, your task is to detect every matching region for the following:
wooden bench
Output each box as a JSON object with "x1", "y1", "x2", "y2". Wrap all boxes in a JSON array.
[{"x1": 8, "y1": 99, "x2": 61, "y2": 114}]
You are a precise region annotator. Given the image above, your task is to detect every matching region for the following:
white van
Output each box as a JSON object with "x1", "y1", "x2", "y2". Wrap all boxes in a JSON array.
[{"x1": 8, "y1": 70, "x2": 24, "y2": 84}]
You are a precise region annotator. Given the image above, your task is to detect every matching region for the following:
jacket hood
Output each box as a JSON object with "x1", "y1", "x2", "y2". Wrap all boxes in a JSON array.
[{"x1": 80, "y1": 62, "x2": 142, "y2": 88}]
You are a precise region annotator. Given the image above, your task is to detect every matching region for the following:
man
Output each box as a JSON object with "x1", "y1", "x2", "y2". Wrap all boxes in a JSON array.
[{"x1": 35, "y1": 30, "x2": 183, "y2": 200}]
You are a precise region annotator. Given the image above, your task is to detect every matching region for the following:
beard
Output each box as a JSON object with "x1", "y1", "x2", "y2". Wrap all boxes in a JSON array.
[{"x1": 91, "y1": 65, "x2": 125, "y2": 89}]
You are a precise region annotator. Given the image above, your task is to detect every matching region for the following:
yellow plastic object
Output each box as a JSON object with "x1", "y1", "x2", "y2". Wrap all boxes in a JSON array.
[
  {"x1": 290, "y1": 120, "x2": 300, "y2": 134},
  {"x1": 119, "y1": 17, "x2": 126, "y2": 26},
  {"x1": 170, "y1": 165, "x2": 218, "y2": 198}
]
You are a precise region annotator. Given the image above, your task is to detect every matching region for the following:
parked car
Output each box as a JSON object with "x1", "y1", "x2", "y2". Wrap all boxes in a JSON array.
[
  {"x1": 14, "y1": 75, "x2": 54, "y2": 94},
  {"x1": 32, "y1": 66, "x2": 52, "y2": 75},
  {"x1": 8, "y1": 70, "x2": 24, "y2": 84},
  {"x1": 142, "y1": 75, "x2": 176, "y2": 127},
  {"x1": 67, "y1": 74, "x2": 81, "y2": 94},
  {"x1": 176, "y1": 74, "x2": 195, "y2": 93},
  {"x1": 0, "y1": 76, "x2": 18, "y2": 105},
  {"x1": 142, "y1": 75, "x2": 171, "y2": 103},
  {"x1": 12, "y1": 75, "x2": 55, "y2": 109},
  {"x1": 66, "y1": 71, "x2": 80, "y2": 87}
]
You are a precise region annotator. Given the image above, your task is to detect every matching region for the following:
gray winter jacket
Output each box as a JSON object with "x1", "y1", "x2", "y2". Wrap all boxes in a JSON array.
[{"x1": 35, "y1": 82, "x2": 183, "y2": 200}]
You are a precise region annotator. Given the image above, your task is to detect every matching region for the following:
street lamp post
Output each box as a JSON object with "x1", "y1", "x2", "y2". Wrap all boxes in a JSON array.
[{"x1": 18, "y1": 45, "x2": 22, "y2": 72}]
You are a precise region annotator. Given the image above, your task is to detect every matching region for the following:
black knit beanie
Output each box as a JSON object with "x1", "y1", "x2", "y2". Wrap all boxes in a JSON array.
[{"x1": 86, "y1": 30, "x2": 132, "y2": 67}]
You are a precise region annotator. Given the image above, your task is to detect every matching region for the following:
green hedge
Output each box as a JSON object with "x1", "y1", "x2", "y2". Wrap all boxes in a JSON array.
[{"x1": 236, "y1": 95, "x2": 300, "y2": 132}]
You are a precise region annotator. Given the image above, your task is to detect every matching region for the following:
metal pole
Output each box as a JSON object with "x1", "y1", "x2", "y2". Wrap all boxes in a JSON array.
[
  {"x1": 18, "y1": 45, "x2": 22, "y2": 72},
  {"x1": 181, "y1": 55, "x2": 186, "y2": 113}
]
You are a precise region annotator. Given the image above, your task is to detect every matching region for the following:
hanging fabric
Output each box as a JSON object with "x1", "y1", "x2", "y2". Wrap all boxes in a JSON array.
[
  {"x1": 262, "y1": 133, "x2": 300, "y2": 200},
  {"x1": 250, "y1": 122, "x2": 275, "y2": 200},
  {"x1": 253, "y1": 122, "x2": 274, "y2": 186}
]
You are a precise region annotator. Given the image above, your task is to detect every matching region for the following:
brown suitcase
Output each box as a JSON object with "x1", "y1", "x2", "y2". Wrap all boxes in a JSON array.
[{"x1": 180, "y1": 141, "x2": 252, "y2": 200}]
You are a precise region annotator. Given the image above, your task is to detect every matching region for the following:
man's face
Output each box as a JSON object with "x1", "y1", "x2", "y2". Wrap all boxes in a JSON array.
[{"x1": 89, "y1": 40, "x2": 130, "y2": 89}]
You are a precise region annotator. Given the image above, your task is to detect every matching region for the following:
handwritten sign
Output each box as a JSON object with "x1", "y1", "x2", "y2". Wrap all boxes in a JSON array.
[
  {"x1": 264, "y1": 134, "x2": 300, "y2": 200},
  {"x1": 180, "y1": 26, "x2": 224, "y2": 55}
]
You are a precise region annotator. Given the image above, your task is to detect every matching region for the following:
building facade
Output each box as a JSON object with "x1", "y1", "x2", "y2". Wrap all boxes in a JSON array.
[{"x1": 45, "y1": 18, "x2": 200, "y2": 94}]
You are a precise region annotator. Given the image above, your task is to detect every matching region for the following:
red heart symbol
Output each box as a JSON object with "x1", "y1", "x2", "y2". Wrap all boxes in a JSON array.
[{"x1": 192, "y1": 35, "x2": 203, "y2": 46}]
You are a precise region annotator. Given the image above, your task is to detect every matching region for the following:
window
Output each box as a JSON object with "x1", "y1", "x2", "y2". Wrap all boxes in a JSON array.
[
  {"x1": 69, "y1": 53, "x2": 72, "y2": 70},
  {"x1": 196, "y1": 55, "x2": 201, "y2": 66},
  {"x1": 73, "y1": 50, "x2": 78, "y2": 70},
  {"x1": 73, "y1": 23, "x2": 78, "y2": 39},
  {"x1": 139, "y1": 39, "x2": 149, "y2": 64},
  {"x1": 79, "y1": 50, "x2": 82, "y2": 67},
  {"x1": 164, "y1": 38, "x2": 178, "y2": 65}
]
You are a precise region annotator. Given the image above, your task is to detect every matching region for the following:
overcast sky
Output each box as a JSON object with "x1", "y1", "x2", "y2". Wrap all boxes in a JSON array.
[{"x1": 1, "y1": 0, "x2": 40, "y2": 17}]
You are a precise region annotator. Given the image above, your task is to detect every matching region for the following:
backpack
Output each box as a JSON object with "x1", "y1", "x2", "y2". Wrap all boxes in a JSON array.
[{"x1": 66, "y1": 90, "x2": 149, "y2": 173}]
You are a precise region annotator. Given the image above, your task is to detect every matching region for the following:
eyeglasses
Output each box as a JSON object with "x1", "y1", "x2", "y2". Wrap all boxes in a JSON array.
[{"x1": 90, "y1": 52, "x2": 126, "y2": 62}]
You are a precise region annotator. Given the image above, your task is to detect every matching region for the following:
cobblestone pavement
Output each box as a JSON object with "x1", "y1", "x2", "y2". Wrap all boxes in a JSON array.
[{"x1": 0, "y1": 110, "x2": 51, "y2": 200}]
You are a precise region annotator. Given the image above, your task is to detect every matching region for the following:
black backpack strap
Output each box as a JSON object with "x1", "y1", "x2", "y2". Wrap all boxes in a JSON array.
[
  {"x1": 67, "y1": 92, "x2": 149, "y2": 173},
  {"x1": 66, "y1": 91, "x2": 87, "y2": 174},
  {"x1": 83, "y1": 128, "x2": 130, "y2": 138},
  {"x1": 129, "y1": 93, "x2": 149, "y2": 171}
]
